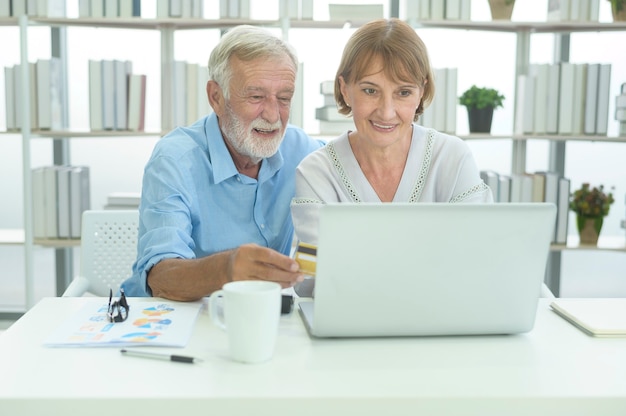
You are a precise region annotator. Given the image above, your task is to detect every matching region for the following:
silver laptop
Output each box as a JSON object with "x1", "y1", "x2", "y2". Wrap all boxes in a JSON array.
[{"x1": 298, "y1": 203, "x2": 557, "y2": 337}]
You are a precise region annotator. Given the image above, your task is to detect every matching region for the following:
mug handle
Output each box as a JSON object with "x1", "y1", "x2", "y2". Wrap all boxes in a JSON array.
[{"x1": 209, "y1": 289, "x2": 227, "y2": 331}]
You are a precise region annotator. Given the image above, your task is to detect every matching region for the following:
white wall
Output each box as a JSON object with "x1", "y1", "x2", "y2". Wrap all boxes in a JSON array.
[{"x1": 0, "y1": 0, "x2": 625, "y2": 307}]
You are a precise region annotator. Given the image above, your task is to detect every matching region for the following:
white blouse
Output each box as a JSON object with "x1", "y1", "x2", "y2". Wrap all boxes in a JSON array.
[{"x1": 290, "y1": 125, "x2": 493, "y2": 246}]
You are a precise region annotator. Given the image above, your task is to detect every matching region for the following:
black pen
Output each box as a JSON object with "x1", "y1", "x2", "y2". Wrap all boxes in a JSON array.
[{"x1": 120, "y1": 349, "x2": 203, "y2": 364}]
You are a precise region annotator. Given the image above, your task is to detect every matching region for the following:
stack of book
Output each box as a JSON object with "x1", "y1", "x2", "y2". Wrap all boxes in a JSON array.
[
  {"x1": 419, "y1": 67, "x2": 457, "y2": 135},
  {"x1": 88, "y1": 60, "x2": 147, "y2": 132},
  {"x1": 171, "y1": 61, "x2": 212, "y2": 128},
  {"x1": 315, "y1": 80, "x2": 353, "y2": 135},
  {"x1": 404, "y1": 0, "x2": 471, "y2": 21},
  {"x1": 78, "y1": 0, "x2": 141, "y2": 17},
  {"x1": 279, "y1": 0, "x2": 313, "y2": 19},
  {"x1": 104, "y1": 192, "x2": 141, "y2": 210},
  {"x1": 32, "y1": 165, "x2": 90, "y2": 240},
  {"x1": 616, "y1": 83, "x2": 626, "y2": 136},
  {"x1": 515, "y1": 62, "x2": 611, "y2": 136},
  {"x1": 219, "y1": 0, "x2": 248, "y2": 18},
  {"x1": 328, "y1": 3, "x2": 383, "y2": 20},
  {"x1": 0, "y1": 0, "x2": 65, "y2": 17},
  {"x1": 480, "y1": 170, "x2": 570, "y2": 244},
  {"x1": 4, "y1": 58, "x2": 65, "y2": 132}
]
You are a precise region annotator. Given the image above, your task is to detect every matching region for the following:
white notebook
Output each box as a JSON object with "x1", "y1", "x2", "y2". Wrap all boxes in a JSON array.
[{"x1": 550, "y1": 299, "x2": 626, "y2": 337}]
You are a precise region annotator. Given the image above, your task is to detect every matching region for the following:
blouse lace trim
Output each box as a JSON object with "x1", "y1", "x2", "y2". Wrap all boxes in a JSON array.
[{"x1": 326, "y1": 141, "x2": 361, "y2": 202}]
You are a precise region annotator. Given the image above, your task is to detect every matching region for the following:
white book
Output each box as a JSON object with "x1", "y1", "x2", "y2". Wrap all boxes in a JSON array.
[
  {"x1": 70, "y1": 166, "x2": 91, "y2": 239},
  {"x1": 192, "y1": 0, "x2": 203, "y2": 18},
  {"x1": 546, "y1": 63, "x2": 561, "y2": 134},
  {"x1": 56, "y1": 166, "x2": 72, "y2": 239},
  {"x1": 114, "y1": 60, "x2": 132, "y2": 130},
  {"x1": 119, "y1": 0, "x2": 133, "y2": 17},
  {"x1": 127, "y1": 74, "x2": 146, "y2": 132},
  {"x1": 329, "y1": 4, "x2": 383, "y2": 20},
  {"x1": 169, "y1": 0, "x2": 182, "y2": 17},
  {"x1": 157, "y1": 0, "x2": 169, "y2": 17},
  {"x1": 14, "y1": 62, "x2": 38, "y2": 130},
  {"x1": 36, "y1": 58, "x2": 63, "y2": 130},
  {"x1": 514, "y1": 74, "x2": 534, "y2": 135},
  {"x1": 536, "y1": 171, "x2": 560, "y2": 206},
  {"x1": 572, "y1": 63, "x2": 587, "y2": 135},
  {"x1": 315, "y1": 106, "x2": 347, "y2": 122},
  {"x1": 480, "y1": 170, "x2": 499, "y2": 201},
  {"x1": 104, "y1": 0, "x2": 118, "y2": 17},
  {"x1": 531, "y1": 63, "x2": 549, "y2": 135},
  {"x1": 280, "y1": 0, "x2": 298, "y2": 18},
  {"x1": 319, "y1": 120, "x2": 354, "y2": 135},
  {"x1": 616, "y1": 95, "x2": 626, "y2": 108},
  {"x1": 196, "y1": 65, "x2": 210, "y2": 119},
  {"x1": 89, "y1": 59, "x2": 103, "y2": 131},
  {"x1": 89, "y1": 0, "x2": 103, "y2": 17},
  {"x1": 180, "y1": 0, "x2": 192, "y2": 18},
  {"x1": 32, "y1": 167, "x2": 47, "y2": 239},
  {"x1": 420, "y1": 103, "x2": 434, "y2": 129},
  {"x1": 445, "y1": 0, "x2": 461, "y2": 20},
  {"x1": 498, "y1": 174, "x2": 511, "y2": 202},
  {"x1": 531, "y1": 172, "x2": 546, "y2": 203},
  {"x1": 301, "y1": 0, "x2": 313, "y2": 19},
  {"x1": 419, "y1": 0, "x2": 431, "y2": 19},
  {"x1": 186, "y1": 63, "x2": 199, "y2": 125},
  {"x1": 577, "y1": 0, "x2": 590, "y2": 21},
  {"x1": 558, "y1": 62, "x2": 575, "y2": 135},
  {"x1": 26, "y1": 0, "x2": 37, "y2": 15},
  {"x1": 78, "y1": 0, "x2": 90, "y2": 17},
  {"x1": 430, "y1": 0, "x2": 445, "y2": 19},
  {"x1": 227, "y1": 0, "x2": 238, "y2": 17},
  {"x1": 44, "y1": 166, "x2": 60, "y2": 238},
  {"x1": 0, "y1": 0, "x2": 10, "y2": 17},
  {"x1": 290, "y1": 62, "x2": 304, "y2": 128},
  {"x1": 583, "y1": 63, "x2": 600, "y2": 135},
  {"x1": 550, "y1": 298, "x2": 626, "y2": 337},
  {"x1": 12, "y1": 0, "x2": 26, "y2": 16},
  {"x1": 320, "y1": 80, "x2": 334, "y2": 95},
  {"x1": 555, "y1": 176, "x2": 570, "y2": 244},
  {"x1": 107, "y1": 191, "x2": 141, "y2": 206},
  {"x1": 444, "y1": 67, "x2": 457, "y2": 134},
  {"x1": 4, "y1": 66, "x2": 16, "y2": 130},
  {"x1": 13, "y1": 64, "x2": 23, "y2": 130},
  {"x1": 173, "y1": 60, "x2": 187, "y2": 127},
  {"x1": 101, "y1": 59, "x2": 115, "y2": 130},
  {"x1": 510, "y1": 173, "x2": 533, "y2": 203},
  {"x1": 460, "y1": 0, "x2": 471, "y2": 20},
  {"x1": 588, "y1": 0, "x2": 599, "y2": 21},
  {"x1": 433, "y1": 68, "x2": 447, "y2": 132},
  {"x1": 547, "y1": 0, "x2": 569, "y2": 21},
  {"x1": 595, "y1": 63, "x2": 611, "y2": 136},
  {"x1": 570, "y1": 0, "x2": 581, "y2": 20},
  {"x1": 36, "y1": 0, "x2": 65, "y2": 16}
]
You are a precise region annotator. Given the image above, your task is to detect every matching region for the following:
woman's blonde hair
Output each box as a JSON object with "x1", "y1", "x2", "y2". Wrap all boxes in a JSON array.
[{"x1": 334, "y1": 18, "x2": 434, "y2": 122}]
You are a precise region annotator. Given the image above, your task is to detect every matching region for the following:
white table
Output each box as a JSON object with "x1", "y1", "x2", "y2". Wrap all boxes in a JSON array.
[{"x1": 1, "y1": 297, "x2": 625, "y2": 415}]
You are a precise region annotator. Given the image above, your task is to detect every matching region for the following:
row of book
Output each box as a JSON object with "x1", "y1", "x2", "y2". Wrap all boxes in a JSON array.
[
  {"x1": 32, "y1": 165, "x2": 90, "y2": 240},
  {"x1": 616, "y1": 82, "x2": 626, "y2": 136},
  {"x1": 0, "y1": 0, "x2": 65, "y2": 17},
  {"x1": 547, "y1": 0, "x2": 601, "y2": 22},
  {"x1": 4, "y1": 58, "x2": 64, "y2": 131},
  {"x1": 78, "y1": 0, "x2": 141, "y2": 18},
  {"x1": 515, "y1": 62, "x2": 612, "y2": 136},
  {"x1": 88, "y1": 59, "x2": 146, "y2": 132},
  {"x1": 481, "y1": 170, "x2": 570, "y2": 244},
  {"x1": 405, "y1": 0, "x2": 471, "y2": 21},
  {"x1": 314, "y1": 80, "x2": 353, "y2": 135},
  {"x1": 420, "y1": 67, "x2": 457, "y2": 134},
  {"x1": 171, "y1": 61, "x2": 212, "y2": 128}
]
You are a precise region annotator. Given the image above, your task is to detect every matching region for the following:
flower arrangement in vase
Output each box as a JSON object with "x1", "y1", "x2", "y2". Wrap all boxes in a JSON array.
[{"x1": 569, "y1": 183, "x2": 615, "y2": 245}]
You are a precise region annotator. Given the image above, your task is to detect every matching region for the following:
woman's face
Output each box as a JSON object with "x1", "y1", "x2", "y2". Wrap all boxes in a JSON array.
[{"x1": 340, "y1": 57, "x2": 423, "y2": 149}]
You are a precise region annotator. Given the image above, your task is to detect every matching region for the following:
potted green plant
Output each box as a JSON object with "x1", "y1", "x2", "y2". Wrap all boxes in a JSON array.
[
  {"x1": 459, "y1": 85, "x2": 505, "y2": 133},
  {"x1": 569, "y1": 183, "x2": 615, "y2": 245},
  {"x1": 488, "y1": 0, "x2": 516, "y2": 20},
  {"x1": 608, "y1": 0, "x2": 626, "y2": 21}
]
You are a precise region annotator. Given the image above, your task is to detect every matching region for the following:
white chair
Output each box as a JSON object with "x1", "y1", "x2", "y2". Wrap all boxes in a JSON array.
[{"x1": 62, "y1": 210, "x2": 139, "y2": 297}]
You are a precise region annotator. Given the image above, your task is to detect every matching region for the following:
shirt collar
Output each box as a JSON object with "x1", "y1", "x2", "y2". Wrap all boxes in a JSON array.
[{"x1": 205, "y1": 113, "x2": 285, "y2": 184}]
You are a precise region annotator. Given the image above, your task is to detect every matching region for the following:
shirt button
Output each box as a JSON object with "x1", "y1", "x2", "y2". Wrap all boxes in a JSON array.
[{"x1": 260, "y1": 224, "x2": 265, "y2": 229}]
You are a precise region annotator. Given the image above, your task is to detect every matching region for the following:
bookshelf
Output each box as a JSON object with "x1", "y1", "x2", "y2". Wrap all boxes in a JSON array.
[{"x1": 1, "y1": 5, "x2": 625, "y2": 314}]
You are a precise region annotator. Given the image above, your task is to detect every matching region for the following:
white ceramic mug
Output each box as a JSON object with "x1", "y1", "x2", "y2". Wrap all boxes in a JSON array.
[{"x1": 209, "y1": 280, "x2": 282, "y2": 364}]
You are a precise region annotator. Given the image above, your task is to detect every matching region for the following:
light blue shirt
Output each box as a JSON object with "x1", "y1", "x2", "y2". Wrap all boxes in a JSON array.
[{"x1": 121, "y1": 113, "x2": 324, "y2": 296}]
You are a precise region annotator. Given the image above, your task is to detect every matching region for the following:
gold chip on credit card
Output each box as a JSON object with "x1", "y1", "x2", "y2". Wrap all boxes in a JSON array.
[{"x1": 294, "y1": 242, "x2": 317, "y2": 276}]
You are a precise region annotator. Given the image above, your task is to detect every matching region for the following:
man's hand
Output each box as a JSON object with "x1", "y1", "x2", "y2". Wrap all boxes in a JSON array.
[{"x1": 228, "y1": 243, "x2": 304, "y2": 288}]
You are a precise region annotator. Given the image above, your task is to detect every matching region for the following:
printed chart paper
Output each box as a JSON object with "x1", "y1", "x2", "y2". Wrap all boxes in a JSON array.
[{"x1": 44, "y1": 299, "x2": 202, "y2": 347}]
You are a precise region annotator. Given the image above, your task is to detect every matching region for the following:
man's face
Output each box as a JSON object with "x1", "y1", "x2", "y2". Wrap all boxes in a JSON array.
[{"x1": 217, "y1": 55, "x2": 296, "y2": 163}]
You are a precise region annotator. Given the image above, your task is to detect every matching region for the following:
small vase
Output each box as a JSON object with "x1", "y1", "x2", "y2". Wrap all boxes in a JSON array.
[
  {"x1": 488, "y1": 0, "x2": 515, "y2": 20},
  {"x1": 577, "y1": 216, "x2": 603, "y2": 245},
  {"x1": 467, "y1": 107, "x2": 494, "y2": 133},
  {"x1": 612, "y1": 6, "x2": 626, "y2": 22}
]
